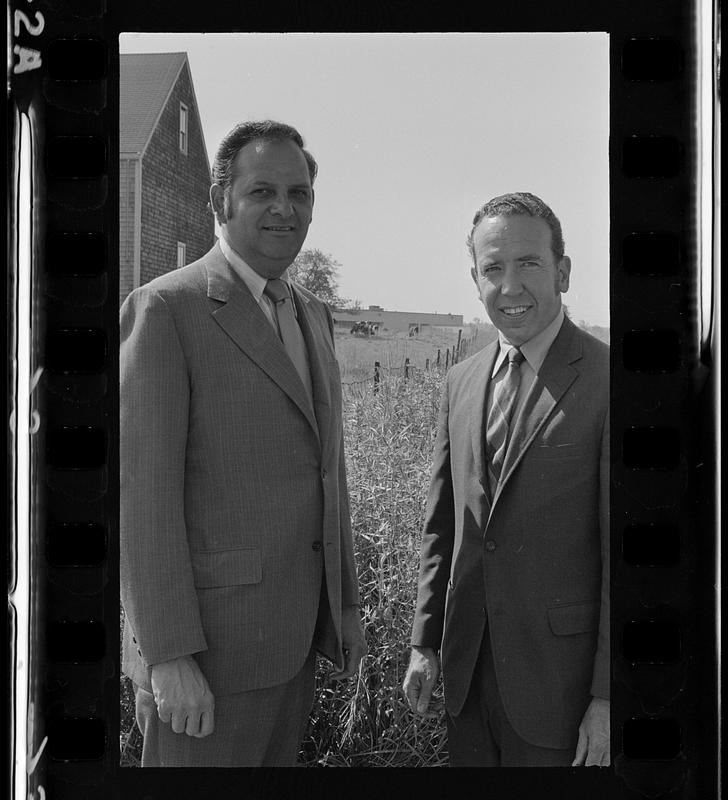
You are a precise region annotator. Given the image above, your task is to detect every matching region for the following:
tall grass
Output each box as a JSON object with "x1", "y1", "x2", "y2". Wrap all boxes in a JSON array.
[
  {"x1": 120, "y1": 366, "x2": 449, "y2": 767},
  {"x1": 299, "y1": 368, "x2": 447, "y2": 766}
]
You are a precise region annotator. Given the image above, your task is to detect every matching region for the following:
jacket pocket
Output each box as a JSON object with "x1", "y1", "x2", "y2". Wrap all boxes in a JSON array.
[
  {"x1": 190, "y1": 547, "x2": 262, "y2": 588},
  {"x1": 547, "y1": 600, "x2": 599, "y2": 636}
]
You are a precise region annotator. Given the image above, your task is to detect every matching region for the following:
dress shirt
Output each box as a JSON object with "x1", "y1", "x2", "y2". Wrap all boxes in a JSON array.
[{"x1": 488, "y1": 308, "x2": 565, "y2": 423}]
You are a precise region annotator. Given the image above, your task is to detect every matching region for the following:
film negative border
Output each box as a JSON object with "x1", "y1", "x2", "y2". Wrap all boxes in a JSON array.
[
  {"x1": 610, "y1": 19, "x2": 717, "y2": 800},
  {"x1": 7, "y1": 2, "x2": 717, "y2": 798},
  {"x1": 9, "y1": 1, "x2": 116, "y2": 798}
]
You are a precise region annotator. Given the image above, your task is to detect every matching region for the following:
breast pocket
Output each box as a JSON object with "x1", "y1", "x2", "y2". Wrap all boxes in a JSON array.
[
  {"x1": 191, "y1": 547, "x2": 262, "y2": 589},
  {"x1": 521, "y1": 443, "x2": 594, "y2": 506}
]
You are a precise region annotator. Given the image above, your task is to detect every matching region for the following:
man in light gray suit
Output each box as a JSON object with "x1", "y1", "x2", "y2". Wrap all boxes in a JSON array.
[{"x1": 121, "y1": 120, "x2": 365, "y2": 767}]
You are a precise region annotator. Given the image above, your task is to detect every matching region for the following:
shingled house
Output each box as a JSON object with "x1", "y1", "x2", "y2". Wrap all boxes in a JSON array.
[{"x1": 119, "y1": 52, "x2": 215, "y2": 305}]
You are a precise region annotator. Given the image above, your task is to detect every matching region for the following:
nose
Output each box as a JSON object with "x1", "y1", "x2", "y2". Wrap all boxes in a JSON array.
[
  {"x1": 500, "y1": 264, "x2": 523, "y2": 295},
  {"x1": 269, "y1": 192, "x2": 294, "y2": 217}
]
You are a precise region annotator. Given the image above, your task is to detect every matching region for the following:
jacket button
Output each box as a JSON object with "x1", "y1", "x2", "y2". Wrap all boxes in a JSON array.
[
  {"x1": 312, "y1": 540, "x2": 323, "y2": 552},
  {"x1": 485, "y1": 540, "x2": 497, "y2": 552},
  {"x1": 321, "y1": 468, "x2": 328, "y2": 479},
  {"x1": 132, "y1": 636, "x2": 137, "y2": 644}
]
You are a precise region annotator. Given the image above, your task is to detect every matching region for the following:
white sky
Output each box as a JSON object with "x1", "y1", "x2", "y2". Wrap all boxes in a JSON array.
[{"x1": 120, "y1": 32, "x2": 609, "y2": 326}]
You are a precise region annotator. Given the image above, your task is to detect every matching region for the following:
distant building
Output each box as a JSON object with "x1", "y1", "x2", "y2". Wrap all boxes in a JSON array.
[
  {"x1": 119, "y1": 52, "x2": 215, "y2": 305},
  {"x1": 332, "y1": 305, "x2": 464, "y2": 334}
]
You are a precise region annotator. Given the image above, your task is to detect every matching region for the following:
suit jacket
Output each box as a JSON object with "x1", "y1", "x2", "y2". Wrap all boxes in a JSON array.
[
  {"x1": 411, "y1": 317, "x2": 609, "y2": 750},
  {"x1": 120, "y1": 243, "x2": 359, "y2": 697}
]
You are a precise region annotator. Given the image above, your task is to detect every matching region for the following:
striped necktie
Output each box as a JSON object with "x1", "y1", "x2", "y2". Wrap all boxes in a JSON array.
[
  {"x1": 263, "y1": 279, "x2": 313, "y2": 402},
  {"x1": 486, "y1": 346, "x2": 524, "y2": 497}
]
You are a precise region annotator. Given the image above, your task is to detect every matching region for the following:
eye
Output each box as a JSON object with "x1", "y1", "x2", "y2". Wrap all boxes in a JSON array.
[
  {"x1": 481, "y1": 265, "x2": 501, "y2": 276},
  {"x1": 291, "y1": 189, "x2": 311, "y2": 199},
  {"x1": 251, "y1": 188, "x2": 272, "y2": 197}
]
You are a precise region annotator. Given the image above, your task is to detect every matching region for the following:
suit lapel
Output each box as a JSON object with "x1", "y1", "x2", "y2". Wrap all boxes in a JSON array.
[
  {"x1": 494, "y1": 318, "x2": 582, "y2": 504},
  {"x1": 291, "y1": 283, "x2": 332, "y2": 457},
  {"x1": 205, "y1": 246, "x2": 320, "y2": 439}
]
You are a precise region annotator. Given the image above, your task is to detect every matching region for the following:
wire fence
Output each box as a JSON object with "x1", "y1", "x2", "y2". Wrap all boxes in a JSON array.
[{"x1": 340, "y1": 328, "x2": 485, "y2": 398}]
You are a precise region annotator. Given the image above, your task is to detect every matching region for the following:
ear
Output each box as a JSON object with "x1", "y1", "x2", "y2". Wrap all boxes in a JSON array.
[
  {"x1": 209, "y1": 184, "x2": 226, "y2": 226},
  {"x1": 557, "y1": 256, "x2": 571, "y2": 293},
  {"x1": 470, "y1": 265, "x2": 479, "y2": 285}
]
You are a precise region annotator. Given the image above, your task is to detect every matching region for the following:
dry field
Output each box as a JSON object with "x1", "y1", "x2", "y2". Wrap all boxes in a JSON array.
[{"x1": 334, "y1": 324, "x2": 493, "y2": 384}]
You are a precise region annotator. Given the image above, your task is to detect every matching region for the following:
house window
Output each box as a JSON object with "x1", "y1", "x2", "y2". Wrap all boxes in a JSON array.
[
  {"x1": 176, "y1": 242, "x2": 187, "y2": 268},
  {"x1": 179, "y1": 103, "x2": 188, "y2": 154}
]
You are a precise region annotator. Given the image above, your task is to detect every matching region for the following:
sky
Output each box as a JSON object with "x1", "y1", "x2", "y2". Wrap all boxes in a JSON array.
[{"x1": 120, "y1": 33, "x2": 609, "y2": 326}]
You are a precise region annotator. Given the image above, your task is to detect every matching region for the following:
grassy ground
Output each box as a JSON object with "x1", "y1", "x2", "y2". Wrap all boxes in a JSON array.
[{"x1": 120, "y1": 331, "x2": 474, "y2": 767}]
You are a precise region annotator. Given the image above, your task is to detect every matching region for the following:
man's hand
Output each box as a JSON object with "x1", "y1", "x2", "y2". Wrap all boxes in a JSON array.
[
  {"x1": 151, "y1": 655, "x2": 215, "y2": 738},
  {"x1": 331, "y1": 605, "x2": 367, "y2": 680},
  {"x1": 403, "y1": 646, "x2": 440, "y2": 716},
  {"x1": 572, "y1": 697, "x2": 610, "y2": 766}
]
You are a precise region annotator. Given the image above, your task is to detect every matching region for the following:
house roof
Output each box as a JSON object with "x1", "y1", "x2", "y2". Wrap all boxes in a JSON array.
[{"x1": 120, "y1": 52, "x2": 188, "y2": 156}]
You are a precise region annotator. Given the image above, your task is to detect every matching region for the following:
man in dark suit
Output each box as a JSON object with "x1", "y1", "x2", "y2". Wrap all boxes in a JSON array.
[
  {"x1": 121, "y1": 120, "x2": 365, "y2": 767},
  {"x1": 403, "y1": 192, "x2": 609, "y2": 767}
]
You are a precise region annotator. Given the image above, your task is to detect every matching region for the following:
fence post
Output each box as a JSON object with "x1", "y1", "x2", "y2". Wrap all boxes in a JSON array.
[
  {"x1": 373, "y1": 361, "x2": 380, "y2": 394},
  {"x1": 404, "y1": 357, "x2": 410, "y2": 380},
  {"x1": 456, "y1": 329, "x2": 462, "y2": 362},
  {"x1": 445, "y1": 349, "x2": 450, "y2": 369},
  {"x1": 436, "y1": 349, "x2": 441, "y2": 367},
  {"x1": 425, "y1": 358, "x2": 430, "y2": 371}
]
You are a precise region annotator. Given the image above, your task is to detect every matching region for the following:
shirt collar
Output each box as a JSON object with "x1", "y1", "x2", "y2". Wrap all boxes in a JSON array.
[
  {"x1": 218, "y1": 234, "x2": 289, "y2": 304},
  {"x1": 492, "y1": 307, "x2": 565, "y2": 376}
]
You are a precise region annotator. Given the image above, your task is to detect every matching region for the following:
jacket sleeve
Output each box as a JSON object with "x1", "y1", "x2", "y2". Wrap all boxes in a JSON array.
[
  {"x1": 590, "y1": 407, "x2": 610, "y2": 699},
  {"x1": 120, "y1": 287, "x2": 208, "y2": 667},
  {"x1": 410, "y1": 373, "x2": 455, "y2": 650}
]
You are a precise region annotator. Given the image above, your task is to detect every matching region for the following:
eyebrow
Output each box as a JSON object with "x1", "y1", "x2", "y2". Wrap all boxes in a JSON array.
[
  {"x1": 248, "y1": 180, "x2": 311, "y2": 189},
  {"x1": 516, "y1": 254, "x2": 544, "y2": 261}
]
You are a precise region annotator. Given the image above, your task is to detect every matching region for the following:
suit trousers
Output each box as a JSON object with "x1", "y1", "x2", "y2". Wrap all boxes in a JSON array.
[
  {"x1": 134, "y1": 646, "x2": 316, "y2": 767},
  {"x1": 446, "y1": 628, "x2": 574, "y2": 767}
]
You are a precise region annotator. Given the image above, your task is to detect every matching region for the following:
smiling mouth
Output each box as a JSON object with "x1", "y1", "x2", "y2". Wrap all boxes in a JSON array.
[
  {"x1": 500, "y1": 305, "x2": 531, "y2": 316},
  {"x1": 263, "y1": 225, "x2": 295, "y2": 232}
]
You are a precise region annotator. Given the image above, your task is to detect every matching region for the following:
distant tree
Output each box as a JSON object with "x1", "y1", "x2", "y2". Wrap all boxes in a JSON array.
[{"x1": 287, "y1": 248, "x2": 347, "y2": 307}]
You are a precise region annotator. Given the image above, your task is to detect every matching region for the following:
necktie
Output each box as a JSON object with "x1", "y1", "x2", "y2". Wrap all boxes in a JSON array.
[
  {"x1": 486, "y1": 346, "x2": 524, "y2": 497},
  {"x1": 263, "y1": 279, "x2": 313, "y2": 402}
]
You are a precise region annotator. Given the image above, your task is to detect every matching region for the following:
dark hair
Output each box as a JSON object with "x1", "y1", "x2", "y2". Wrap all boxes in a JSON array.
[
  {"x1": 211, "y1": 120, "x2": 318, "y2": 192},
  {"x1": 466, "y1": 192, "x2": 565, "y2": 262}
]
